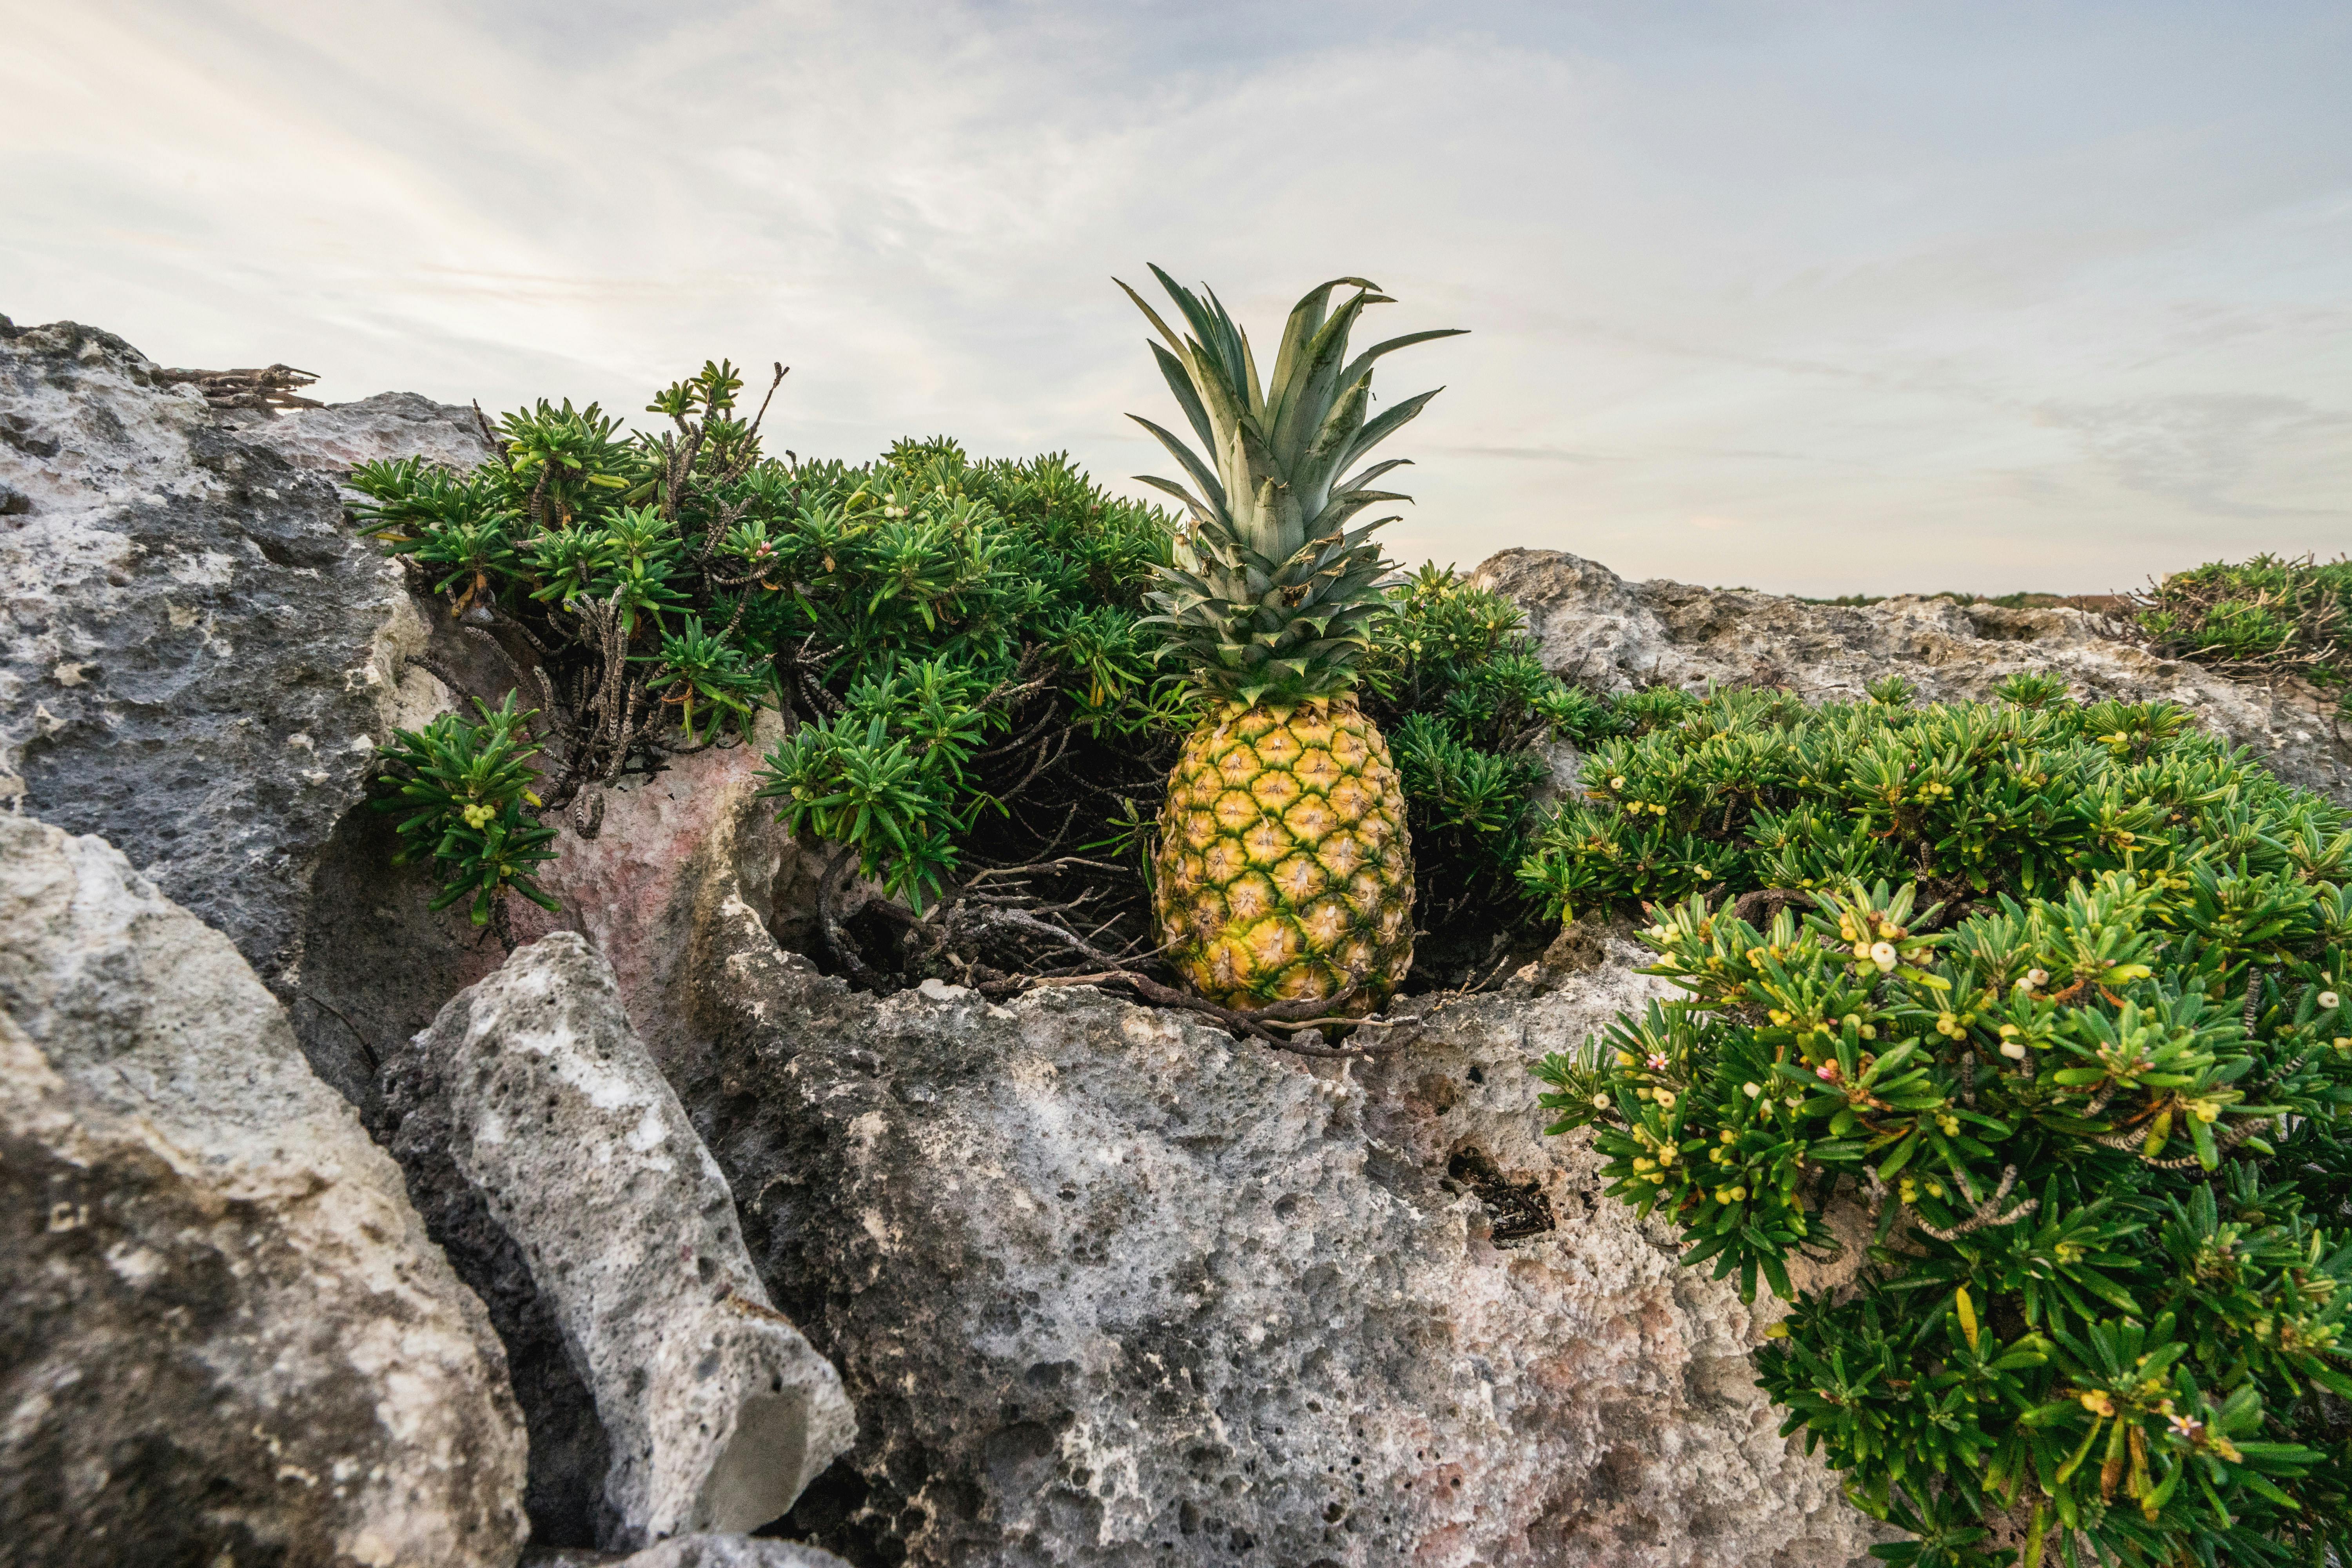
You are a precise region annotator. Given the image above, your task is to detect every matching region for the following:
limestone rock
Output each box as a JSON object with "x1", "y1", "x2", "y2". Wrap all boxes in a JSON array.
[
  {"x1": 1475, "y1": 547, "x2": 2352, "y2": 803},
  {"x1": 382, "y1": 933, "x2": 854, "y2": 1552},
  {"x1": 643, "y1": 819, "x2": 1880, "y2": 1568},
  {"x1": 0, "y1": 317, "x2": 485, "y2": 1008},
  {"x1": 0, "y1": 813, "x2": 529, "y2": 1567},
  {"x1": 525, "y1": 1534, "x2": 854, "y2": 1567}
]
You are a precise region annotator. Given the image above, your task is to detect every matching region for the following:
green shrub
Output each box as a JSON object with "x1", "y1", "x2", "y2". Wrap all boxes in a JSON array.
[
  {"x1": 1513, "y1": 684, "x2": 2335, "y2": 925},
  {"x1": 2131, "y1": 554, "x2": 2352, "y2": 691},
  {"x1": 350, "y1": 369, "x2": 1188, "y2": 931},
  {"x1": 738, "y1": 439, "x2": 1189, "y2": 907},
  {"x1": 1358, "y1": 565, "x2": 1617, "y2": 932},
  {"x1": 371, "y1": 693, "x2": 561, "y2": 927},
  {"x1": 351, "y1": 370, "x2": 1579, "y2": 984},
  {"x1": 1532, "y1": 690, "x2": 2352, "y2": 1566}
]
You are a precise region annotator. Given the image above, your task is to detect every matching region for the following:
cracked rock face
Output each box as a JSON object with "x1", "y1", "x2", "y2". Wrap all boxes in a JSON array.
[
  {"x1": 1475, "y1": 548, "x2": 2352, "y2": 804},
  {"x1": 0, "y1": 813, "x2": 529, "y2": 1568},
  {"x1": 629, "y1": 808, "x2": 1883, "y2": 1568},
  {"x1": 0, "y1": 316, "x2": 485, "y2": 1003},
  {"x1": 384, "y1": 933, "x2": 855, "y2": 1552}
]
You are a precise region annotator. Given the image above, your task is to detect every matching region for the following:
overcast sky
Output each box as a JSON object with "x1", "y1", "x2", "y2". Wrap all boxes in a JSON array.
[{"x1": 6, "y1": 1, "x2": 2348, "y2": 594}]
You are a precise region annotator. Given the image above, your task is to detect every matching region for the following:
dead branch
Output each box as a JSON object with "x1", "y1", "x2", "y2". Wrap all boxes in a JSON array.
[{"x1": 154, "y1": 363, "x2": 323, "y2": 411}]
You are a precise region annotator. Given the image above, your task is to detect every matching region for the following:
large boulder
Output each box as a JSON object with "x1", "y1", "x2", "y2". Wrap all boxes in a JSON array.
[
  {"x1": 382, "y1": 933, "x2": 855, "y2": 1551},
  {"x1": 613, "y1": 800, "x2": 1882, "y2": 1568},
  {"x1": 0, "y1": 316, "x2": 485, "y2": 1024},
  {"x1": 0, "y1": 813, "x2": 530, "y2": 1567},
  {"x1": 1475, "y1": 548, "x2": 2352, "y2": 803}
]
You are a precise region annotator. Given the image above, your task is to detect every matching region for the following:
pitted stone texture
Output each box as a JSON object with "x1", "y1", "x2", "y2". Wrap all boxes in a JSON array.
[
  {"x1": 1475, "y1": 548, "x2": 2352, "y2": 804},
  {"x1": 384, "y1": 933, "x2": 853, "y2": 1552},
  {"x1": 0, "y1": 317, "x2": 486, "y2": 997},
  {"x1": 526, "y1": 1533, "x2": 853, "y2": 1567},
  {"x1": 0, "y1": 813, "x2": 528, "y2": 1568},
  {"x1": 240, "y1": 389, "x2": 503, "y2": 474},
  {"x1": 661, "y1": 827, "x2": 1878, "y2": 1567}
]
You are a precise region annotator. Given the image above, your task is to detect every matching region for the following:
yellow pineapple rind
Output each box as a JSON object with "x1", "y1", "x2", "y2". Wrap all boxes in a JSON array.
[{"x1": 1151, "y1": 694, "x2": 1414, "y2": 1014}]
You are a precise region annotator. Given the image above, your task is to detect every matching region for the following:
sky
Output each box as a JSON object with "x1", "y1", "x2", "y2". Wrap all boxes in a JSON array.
[{"x1": 5, "y1": 0, "x2": 2348, "y2": 595}]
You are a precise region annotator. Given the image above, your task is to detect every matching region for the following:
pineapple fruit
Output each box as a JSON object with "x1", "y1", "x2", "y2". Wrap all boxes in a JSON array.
[{"x1": 1120, "y1": 266, "x2": 1464, "y2": 1012}]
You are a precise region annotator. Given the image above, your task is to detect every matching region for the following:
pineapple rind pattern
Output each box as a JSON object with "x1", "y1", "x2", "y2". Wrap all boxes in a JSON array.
[{"x1": 1152, "y1": 694, "x2": 1414, "y2": 1011}]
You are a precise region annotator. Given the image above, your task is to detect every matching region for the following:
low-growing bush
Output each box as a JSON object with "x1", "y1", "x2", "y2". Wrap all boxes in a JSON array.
[
  {"x1": 1534, "y1": 688, "x2": 2352, "y2": 1567},
  {"x1": 372, "y1": 692, "x2": 560, "y2": 926},
  {"x1": 352, "y1": 366, "x2": 1584, "y2": 991},
  {"x1": 355, "y1": 366, "x2": 1189, "y2": 971},
  {"x1": 2131, "y1": 554, "x2": 2352, "y2": 693},
  {"x1": 1358, "y1": 564, "x2": 1618, "y2": 954},
  {"x1": 1514, "y1": 681, "x2": 2339, "y2": 925}
]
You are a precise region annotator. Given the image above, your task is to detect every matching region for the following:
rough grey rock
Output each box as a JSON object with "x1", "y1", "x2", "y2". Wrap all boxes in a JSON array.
[
  {"x1": 0, "y1": 318, "x2": 485, "y2": 1020},
  {"x1": 1476, "y1": 547, "x2": 2352, "y2": 803},
  {"x1": 383, "y1": 933, "x2": 854, "y2": 1552},
  {"x1": 239, "y1": 388, "x2": 504, "y2": 474},
  {"x1": 525, "y1": 1533, "x2": 853, "y2": 1567},
  {"x1": 613, "y1": 800, "x2": 1881, "y2": 1568},
  {"x1": 0, "y1": 812, "x2": 529, "y2": 1568}
]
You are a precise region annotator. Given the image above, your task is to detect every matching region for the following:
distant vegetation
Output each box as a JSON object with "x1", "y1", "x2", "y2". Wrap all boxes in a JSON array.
[
  {"x1": 1779, "y1": 553, "x2": 2352, "y2": 699},
  {"x1": 1796, "y1": 590, "x2": 2119, "y2": 612}
]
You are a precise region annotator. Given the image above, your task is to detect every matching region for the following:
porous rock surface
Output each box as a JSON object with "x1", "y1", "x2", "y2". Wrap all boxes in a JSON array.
[
  {"x1": 0, "y1": 314, "x2": 485, "y2": 1004},
  {"x1": 382, "y1": 933, "x2": 855, "y2": 1552},
  {"x1": 526, "y1": 1533, "x2": 853, "y2": 1567},
  {"x1": 0, "y1": 813, "x2": 529, "y2": 1567},
  {"x1": 605, "y1": 795, "x2": 1883, "y2": 1568},
  {"x1": 1477, "y1": 547, "x2": 2352, "y2": 804}
]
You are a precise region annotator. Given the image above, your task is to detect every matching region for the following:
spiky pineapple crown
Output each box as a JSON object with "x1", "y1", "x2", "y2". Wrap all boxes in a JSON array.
[{"x1": 1120, "y1": 266, "x2": 1465, "y2": 707}]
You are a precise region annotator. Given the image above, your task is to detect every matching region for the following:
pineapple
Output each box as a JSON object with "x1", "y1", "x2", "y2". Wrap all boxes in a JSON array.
[{"x1": 1120, "y1": 266, "x2": 1465, "y2": 1012}]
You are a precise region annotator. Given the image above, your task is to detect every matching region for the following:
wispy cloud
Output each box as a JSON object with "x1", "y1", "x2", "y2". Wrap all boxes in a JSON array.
[{"x1": 3, "y1": 0, "x2": 2348, "y2": 593}]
